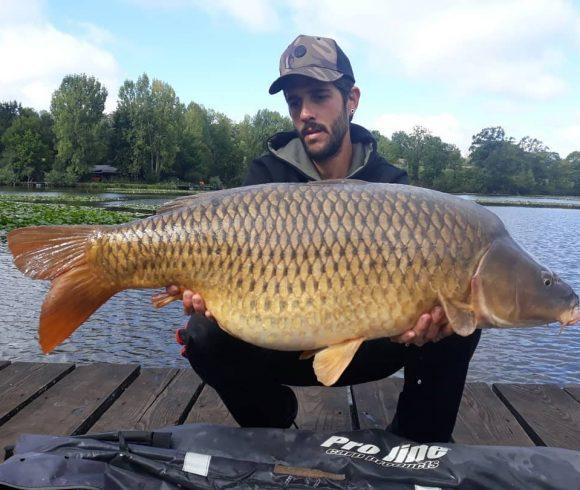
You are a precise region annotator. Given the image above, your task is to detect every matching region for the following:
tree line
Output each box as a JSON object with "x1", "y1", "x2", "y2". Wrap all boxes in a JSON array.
[{"x1": 1, "y1": 73, "x2": 579, "y2": 194}]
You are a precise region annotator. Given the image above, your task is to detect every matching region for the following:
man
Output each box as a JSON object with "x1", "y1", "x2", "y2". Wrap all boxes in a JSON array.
[{"x1": 169, "y1": 35, "x2": 481, "y2": 442}]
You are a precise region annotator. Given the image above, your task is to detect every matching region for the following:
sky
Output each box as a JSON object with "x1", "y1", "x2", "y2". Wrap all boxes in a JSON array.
[{"x1": 1, "y1": 0, "x2": 580, "y2": 157}]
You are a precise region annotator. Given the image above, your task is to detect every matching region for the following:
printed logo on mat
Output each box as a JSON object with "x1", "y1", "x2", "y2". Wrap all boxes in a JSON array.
[{"x1": 320, "y1": 436, "x2": 450, "y2": 470}]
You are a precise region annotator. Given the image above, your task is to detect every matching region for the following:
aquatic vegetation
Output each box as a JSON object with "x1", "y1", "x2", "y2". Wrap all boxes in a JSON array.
[
  {"x1": 99, "y1": 187, "x2": 194, "y2": 195},
  {"x1": 0, "y1": 200, "x2": 145, "y2": 232},
  {"x1": 0, "y1": 193, "x2": 109, "y2": 204}
]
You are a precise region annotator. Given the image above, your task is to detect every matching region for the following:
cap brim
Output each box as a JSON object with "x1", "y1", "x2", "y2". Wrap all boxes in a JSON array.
[{"x1": 269, "y1": 67, "x2": 343, "y2": 94}]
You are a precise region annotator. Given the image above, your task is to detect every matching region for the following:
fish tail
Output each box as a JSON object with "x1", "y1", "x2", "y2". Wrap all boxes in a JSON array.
[{"x1": 7, "y1": 225, "x2": 119, "y2": 353}]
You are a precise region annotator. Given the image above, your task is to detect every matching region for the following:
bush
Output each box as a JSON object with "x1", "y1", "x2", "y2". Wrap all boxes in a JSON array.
[
  {"x1": 209, "y1": 176, "x2": 223, "y2": 189},
  {"x1": 0, "y1": 167, "x2": 18, "y2": 185},
  {"x1": 45, "y1": 169, "x2": 79, "y2": 187}
]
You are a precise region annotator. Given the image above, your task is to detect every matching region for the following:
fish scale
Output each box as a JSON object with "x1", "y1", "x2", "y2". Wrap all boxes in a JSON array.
[
  {"x1": 10, "y1": 180, "x2": 578, "y2": 385},
  {"x1": 91, "y1": 182, "x2": 498, "y2": 350}
]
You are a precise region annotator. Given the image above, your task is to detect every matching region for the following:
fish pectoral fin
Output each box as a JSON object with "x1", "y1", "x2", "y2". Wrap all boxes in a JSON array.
[
  {"x1": 299, "y1": 349, "x2": 322, "y2": 360},
  {"x1": 439, "y1": 297, "x2": 477, "y2": 337},
  {"x1": 313, "y1": 338, "x2": 365, "y2": 386}
]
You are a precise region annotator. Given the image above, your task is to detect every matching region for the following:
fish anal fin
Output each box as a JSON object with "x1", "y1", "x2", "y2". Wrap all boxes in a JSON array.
[
  {"x1": 439, "y1": 296, "x2": 477, "y2": 337},
  {"x1": 299, "y1": 349, "x2": 321, "y2": 360},
  {"x1": 40, "y1": 264, "x2": 119, "y2": 353},
  {"x1": 313, "y1": 338, "x2": 365, "y2": 386}
]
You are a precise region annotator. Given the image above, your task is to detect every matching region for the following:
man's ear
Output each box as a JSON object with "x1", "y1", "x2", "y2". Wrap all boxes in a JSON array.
[{"x1": 348, "y1": 86, "x2": 361, "y2": 113}]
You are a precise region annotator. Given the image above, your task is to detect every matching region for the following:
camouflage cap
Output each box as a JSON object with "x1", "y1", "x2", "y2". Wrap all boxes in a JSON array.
[{"x1": 269, "y1": 35, "x2": 355, "y2": 94}]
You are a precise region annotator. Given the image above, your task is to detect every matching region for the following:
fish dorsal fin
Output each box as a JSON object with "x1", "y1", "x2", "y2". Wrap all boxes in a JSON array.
[
  {"x1": 307, "y1": 179, "x2": 368, "y2": 186},
  {"x1": 313, "y1": 337, "x2": 365, "y2": 386},
  {"x1": 156, "y1": 187, "x2": 250, "y2": 214},
  {"x1": 156, "y1": 193, "x2": 209, "y2": 214},
  {"x1": 439, "y1": 296, "x2": 477, "y2": 337}
]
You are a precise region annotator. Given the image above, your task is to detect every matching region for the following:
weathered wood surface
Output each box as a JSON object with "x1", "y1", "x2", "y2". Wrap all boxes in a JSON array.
[
  {"x1": 0, "y1": 363, "x2": 138, "y2": 450},
  {"x1": 0, "y1": 362, "x2": 74, "y2": 426},
  {"x1": 0, "y1": 361, "x2": 577, "y2": 457},
  {"x1": 565, "y1": 384, "x2": 580, "y2": 403},
  {"x1": 183, "y1": 384, "x2": 237, "y2": 426},
  {"x1": 494, "y1": 383, "x2": 580, "y2": 450},
  {"x1": 452, "y1": 382, "x2": 534, "y2": 446},
  {"x1": 352, "y1": 378, "x2": 403, "y2": 430},
  {"x1": 294, "y1": 386, "x2": 352, "y2": 431},
  {"x1": 90, "y1": 368, "x2": 202, "y2": 433}
]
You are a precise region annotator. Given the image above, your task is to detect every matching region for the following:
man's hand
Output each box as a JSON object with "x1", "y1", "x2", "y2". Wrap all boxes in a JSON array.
[
  {"x1": 165, "y1": 286, "x2": 214, "y2": 320},
  {"x1": 390, "y1": 306, "x2": 453, "y2": 347}
]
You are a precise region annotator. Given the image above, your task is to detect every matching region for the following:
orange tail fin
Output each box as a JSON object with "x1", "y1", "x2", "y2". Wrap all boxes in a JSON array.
[{"x1": 7, "y1": 225, "x2": 118, "y2": 353}]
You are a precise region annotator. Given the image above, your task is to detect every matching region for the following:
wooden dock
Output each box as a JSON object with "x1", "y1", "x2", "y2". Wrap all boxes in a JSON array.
[{"x1": 0, "y1": 360, "x2": 577, "y2": 458}]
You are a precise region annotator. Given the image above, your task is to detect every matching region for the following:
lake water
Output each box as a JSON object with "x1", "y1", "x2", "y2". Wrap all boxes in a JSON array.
[{"x1": 0, "y1": 191, "x2": 578, "y2": 384}]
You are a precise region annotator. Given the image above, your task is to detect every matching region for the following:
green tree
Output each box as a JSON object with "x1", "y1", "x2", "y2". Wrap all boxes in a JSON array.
[
  {"x1": 237, "y1": 109, "x2": 292, "y2": 173},
  {"x1": 517, "y1": 136, "x2": 561, "y2": 194},
  {"x1": 421, "y1": 138, "x2": 461, "y2": 188},
  {"x1": 207, "y1": 110, "x2": 242, "y2": 186},
  {"x1": 175, "y1": 102, "x2": 214, "y2": 182},
  {"x1": 391, "y1": 126, "x2": 430, "y2": 183},
  {"x1": 563, "y1": 151, "x2": 580, "y2": 195},
  {"x1": 0, "y1": 101, "x2": 24, "y2": 154},
  {"x1": 469, "y1": 127, "x2": 523, "y2": 193},
  {"x1": 117, "y1": 74, "x2": 183, "y2": 181},
  {"x1": 0, "y1": 110, "x2": 53, "y2": 184},
  {"x1": 370, "y1": 130, "x2": 400, "y2": 163},
  {"x1": 49, "y1": 74, "x2": 108, "y2": 182}
]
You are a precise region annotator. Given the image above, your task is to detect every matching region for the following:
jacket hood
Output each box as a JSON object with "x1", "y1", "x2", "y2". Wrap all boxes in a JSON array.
[{"x1": 266, "y1": 123, "x2": 378, "y2": 180}]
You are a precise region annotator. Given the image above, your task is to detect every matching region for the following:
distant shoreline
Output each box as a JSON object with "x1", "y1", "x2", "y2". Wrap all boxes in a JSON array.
[{"x1": 470, "y1": 199, "x2": 580, "y2": 210}]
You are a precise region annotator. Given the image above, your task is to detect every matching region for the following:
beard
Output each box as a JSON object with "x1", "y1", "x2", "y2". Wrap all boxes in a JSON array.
[{"x1": 299, "y1": 109, "x2": 349, "y2": 162}]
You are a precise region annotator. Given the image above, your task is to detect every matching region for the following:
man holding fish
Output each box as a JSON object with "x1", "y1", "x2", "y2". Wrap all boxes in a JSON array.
[
  {"x1": 169, "y1": 35, "x2": 478, "y2": 442},
  {"x1": 11, "y1": 35, "x2": 577, "y2": 445}
]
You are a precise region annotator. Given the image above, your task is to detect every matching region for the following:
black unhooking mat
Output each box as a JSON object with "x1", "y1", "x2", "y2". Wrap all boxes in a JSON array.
[{"x1": 0, "y1": 424, "x2": 578, "y2": 489}]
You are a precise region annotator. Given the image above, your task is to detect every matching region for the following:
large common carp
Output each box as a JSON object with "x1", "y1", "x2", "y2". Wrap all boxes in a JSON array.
[{"x1": 8, "y1": 181, "x2": 580, "y2": 385}]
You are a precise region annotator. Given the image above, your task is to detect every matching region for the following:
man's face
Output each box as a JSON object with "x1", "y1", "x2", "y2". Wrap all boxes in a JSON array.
[{"x1": 284, "y1": 77, "x2": 350, "y2": 162}]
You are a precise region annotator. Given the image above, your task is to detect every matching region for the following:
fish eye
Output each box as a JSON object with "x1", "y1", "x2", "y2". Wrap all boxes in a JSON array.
[{"x1": 541, "y1": 271, "x2": 554, "y2": 287}]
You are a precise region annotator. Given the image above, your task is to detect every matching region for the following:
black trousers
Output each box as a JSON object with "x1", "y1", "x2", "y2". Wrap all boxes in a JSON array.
[{"x1": 179, "y1": 314, "x2": 481, "y2": 443}]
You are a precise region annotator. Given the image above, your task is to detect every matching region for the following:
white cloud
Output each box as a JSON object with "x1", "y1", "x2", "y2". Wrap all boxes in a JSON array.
[
  {"x1": 131, "y1": 0, "x2": 279, "y2": 31},
  {"x1": 199, "y1": 0, "x2": 279, "y2": 32},
  {"x1": 0, "y1": 0, "x2": 121, "y2": 112},
  {"x1": 548, "y1": 125, "x2": 580, "y2": 158},
  {"x1": 189, "y1": 0, "x2": 580, "y2": 101},
  {"x1": 299, "y1": 0, "x2": 579, "y2": 100},
  {"x1": 373, "y1": 112, "x2": 471, "y2": 152}
]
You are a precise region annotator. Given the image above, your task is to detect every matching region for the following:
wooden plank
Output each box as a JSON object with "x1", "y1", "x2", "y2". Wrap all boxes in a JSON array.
[
  {"x1": 453, "y1": 382, "x2": 533, "y2": 446},
  {"x1": 184, "y1": 384, "x2": 238, "y2": 426},
  {"x1": 89, "y1": 368, "x2": 202, "y2": 433},
  {"x1": 294, "y1": 386, "x2": 351, "y2": 431},
  {"x1": 564, "y1": 385, "x2": 580, "y2": 403},
  {"x1": 351, "y1": 378, "x2": 403, "y2": 430},
  {"x1": 0, "y1": 363, "x2": 138, "y2": 451},
  {"x1": 494, "y1": 383, "x2": 580, "y2": 450},
  {"x1": 0, "y1": 362, "x2": 74, "y2": 425}
]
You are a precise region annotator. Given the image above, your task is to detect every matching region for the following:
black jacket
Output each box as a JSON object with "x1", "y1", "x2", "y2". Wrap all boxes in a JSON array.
[{"x1": 242, "y1": 123, "x2": 408, "y2": 186}]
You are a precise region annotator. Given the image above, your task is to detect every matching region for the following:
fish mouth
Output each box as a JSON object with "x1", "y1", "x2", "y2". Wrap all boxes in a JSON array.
[{"x1": 559, "y1": 307, "x2": 580, "y2": 326}]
